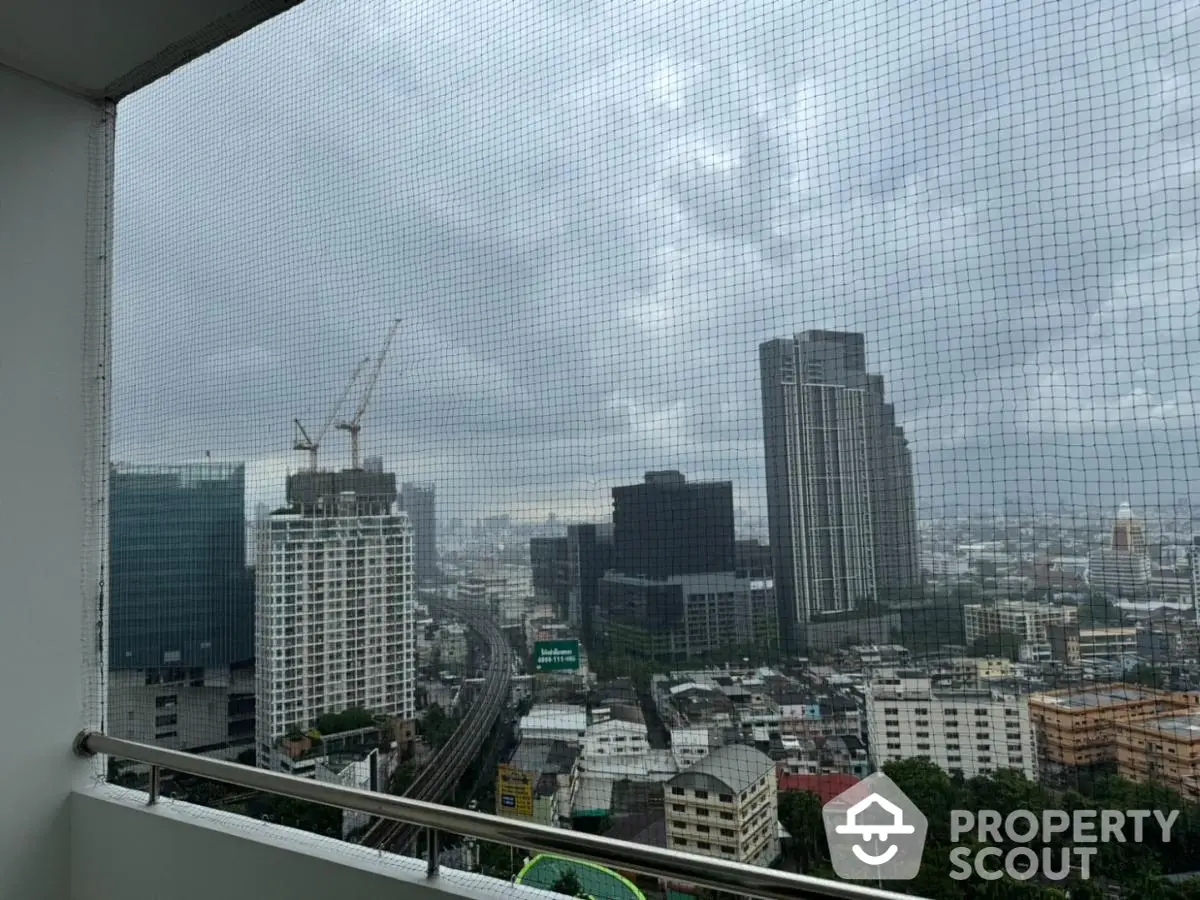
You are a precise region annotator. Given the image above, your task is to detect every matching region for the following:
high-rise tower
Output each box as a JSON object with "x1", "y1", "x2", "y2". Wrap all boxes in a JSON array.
[
  {"x1": 108, "y1": 462, "x2": 255, "y2": 756},
  {"x1": 398, "y1": 483, "x2": 437, "y2": 584},
  {"x1": 255, "y1": 467, "x2": 414, "y2": 768},
  {"x1": 109, "y1": 462, "x2": 252, "y2": 671},
  {"x1": 1111, "y1": 502, "x2": 1147, "y2": 552},
  {"x1": 760, "y1": 331, "x2": 919, "y2": 648}
]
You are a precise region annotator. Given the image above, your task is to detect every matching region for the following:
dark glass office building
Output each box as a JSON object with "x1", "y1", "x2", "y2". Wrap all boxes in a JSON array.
[
  {"x1": 109, "y1": 463, "x2": 252, "y2": 671},
  {"x1": 611, "y1": 471, "x2": 735, "y2": 579},
  {"x1": 399, "y1": 482, "x2": 437, "y2": 583},
  {"x1": 531, "y1": 536, "x2": 571, "y2": 618},
  {"x1": 735, "y1": 539, "x2": 773, "y2": 578},
  {"x1": 567, "y1": 523, "x2": 614, "y2": 644}
]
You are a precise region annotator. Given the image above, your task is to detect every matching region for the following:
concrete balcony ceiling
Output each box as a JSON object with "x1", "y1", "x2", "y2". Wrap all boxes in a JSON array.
[{"x1": 0, "y1": 0, "x2": 302, "y2": 98}]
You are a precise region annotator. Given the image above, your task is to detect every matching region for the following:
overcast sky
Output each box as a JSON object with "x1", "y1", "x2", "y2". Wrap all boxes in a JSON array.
[{"x1": 112, "y1": 0, "x2": 1200, "y2": 526}]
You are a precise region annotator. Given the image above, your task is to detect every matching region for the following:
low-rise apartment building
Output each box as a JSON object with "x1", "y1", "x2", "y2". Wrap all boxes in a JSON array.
[
  {"x1": 1078, "y1": 626, "x2": 1139, "y2": 661},
  {"x1": 435, "y1": 623, "x2": 469, "y2": 671},
  {"x1": 665, "y1": 744, "x2": 779, "y2": 867},
  {"x1": 670, "y1": 727, "x2": 714, "y2": 769},
  {"x1": 777, "y1": 694, "x2": 863, "y2": 741},
  {"x1": 1028, "y1": 684, "x2": 1194, "y2": 772},
  {"x1": 1138, "y1": 623, "x2": 1200, "y2": 664},
  {"x1": 865, "y1": 671, "x2": 1036, "y2": 779},
  {"x1": 1048, "y1": 626, "x2": 1138, "y2": 664},
  {"x1": 572, "y1": 750, "x2": 679, "y2": 821},
  {"x1": 964, "y1": 600, "x2": 1078, "y2": 645},
  {"x1": 518, "y1": 704, "x2": 588, "y2": 746},
  {"x1": 818, "y1": 734, "x2": 872, "y2": 778},
  {"x1": 582, "y1": 713, "x2": 650, "y2": 760},
  {"x1": 497, "y1": 739, "x2": 580, "y2": 827},
  {"x1": 946, "y1": 657, "x2": 1016, "y2": 681},
  {"x1": 1114, "y1": 710, "x2": 1200, "y2": 802}
]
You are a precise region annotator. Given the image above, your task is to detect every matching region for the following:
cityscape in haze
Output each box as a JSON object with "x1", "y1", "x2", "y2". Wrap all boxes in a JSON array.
[
  {"x1": 94, "y1": 0, "x2": 1200, "y2": 894},
  {"x1": 107, "y1": 320, "x2": 1200, "y2": 893}
]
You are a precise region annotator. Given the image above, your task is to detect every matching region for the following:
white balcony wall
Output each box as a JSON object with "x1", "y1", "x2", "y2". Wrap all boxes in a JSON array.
[
  {"x1": 2, "y1": 6, "x2": 384, "y2": 899},
  {"x1": 71, "y1": 784, "x2": 551, "y2": 900},
  {"x1": 0, "y1": 65, "x2": 109, "y2": 900}
]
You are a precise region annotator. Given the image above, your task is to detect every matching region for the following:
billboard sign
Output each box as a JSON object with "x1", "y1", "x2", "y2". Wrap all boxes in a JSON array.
[
  {"x1": 496, "y1": 764, "x2": 534, "y2": 819},
  {"x1": 533, "y1": 639, "x2": 581, "y2": 672}
]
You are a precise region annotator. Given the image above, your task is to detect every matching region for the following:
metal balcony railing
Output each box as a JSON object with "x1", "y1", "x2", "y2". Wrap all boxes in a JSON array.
[{"x1": 74, "y1": 731, "x2": 923, "y2": 900}]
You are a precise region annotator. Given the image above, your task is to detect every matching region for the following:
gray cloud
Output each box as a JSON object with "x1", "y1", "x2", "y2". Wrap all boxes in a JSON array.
[{"x1": 113, "y1": 0, "x2": 1200, "y2": 523}]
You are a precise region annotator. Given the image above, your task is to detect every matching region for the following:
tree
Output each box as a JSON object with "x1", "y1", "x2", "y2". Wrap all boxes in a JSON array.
[
  {"x1": 420, "y1": 703, "x2": 456, "y2": 749},
  {"x1": 314, "y1": 706, "x2": 375, "y2": 735},
  {"x1": 869, "y1": 763, "x2": 1200, "y2": 897},
  {"x1": 1078, "y1": 593, "x2": 1126, "y2": 628},
  {"x1": 778, "y1": 790, "x2": 828, "y2": 871},
  {"x1": 965, "y1": 769, "x2": 1047, "y2": 822},
  {"x1": 883, "y1": 757, "x2": 965, "y2": 845},
  {"x1": 390, "y1": 760, "x2": 419, "y2": 795},
  {"x1": 551, "y1": 870, "x2": 583, "y2": 897},
  {"x1": 478, "y1": 841, "x2": 519, "y2": 879},
  {"x1": 252, "y1": 794, "x2": 341, "y2": 838},
  {"x1": 1168, "y1": 878, "x2": 1200, "y2": 900}
]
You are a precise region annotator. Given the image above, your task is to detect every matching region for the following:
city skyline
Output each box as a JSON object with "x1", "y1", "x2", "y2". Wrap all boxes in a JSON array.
[{"x1": 15, "y1": 0, "x2": 1200, "y2": 892}]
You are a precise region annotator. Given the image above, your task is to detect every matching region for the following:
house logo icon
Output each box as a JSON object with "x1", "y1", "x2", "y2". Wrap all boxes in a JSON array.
[{"x1": 823, "y1": 772, "x2": 928, "y2": 880}]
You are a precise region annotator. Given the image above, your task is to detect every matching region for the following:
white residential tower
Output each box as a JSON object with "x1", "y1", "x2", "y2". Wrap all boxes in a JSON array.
[{"x1": 255, "y1": 482, "x2": 415, "y2": 767}]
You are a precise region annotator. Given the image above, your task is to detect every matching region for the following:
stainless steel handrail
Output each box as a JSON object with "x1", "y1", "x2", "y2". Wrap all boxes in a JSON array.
[{"x1": 76, "y1": 730, "x2": 925, "y2": 900}]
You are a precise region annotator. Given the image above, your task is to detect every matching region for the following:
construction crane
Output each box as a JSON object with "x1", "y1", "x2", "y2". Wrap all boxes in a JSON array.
[
  {"x1": 337, "y1": 318, "x2": 402, "y2": 471},
  {"x1": 293, "y1": 356, "x2": 370, "y2": 471}
]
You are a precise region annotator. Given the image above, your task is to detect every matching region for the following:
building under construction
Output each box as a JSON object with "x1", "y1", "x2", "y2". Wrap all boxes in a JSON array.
[
  {"x1": 253, "y1": 318, "x2": 415, "y2": 769},
  {"x1": 284, "y1": 469, "x2": 396, "y2": 516},
  {"x1": 282, "y1": 319, "x2": 403, "y2": 517}
]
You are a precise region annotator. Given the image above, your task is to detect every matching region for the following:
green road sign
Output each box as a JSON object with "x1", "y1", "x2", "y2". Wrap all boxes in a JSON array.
[{"x1": 533, "y1": 639, "x2": 580, "y2": 672}]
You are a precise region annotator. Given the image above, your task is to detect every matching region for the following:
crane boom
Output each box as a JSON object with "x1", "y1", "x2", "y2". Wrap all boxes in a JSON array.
[
  {"x1": 337, "y1": 318, "x2": 401, "y2": 470},
  {"x1": 293, "y1": 355, "x2": 370, "y2": 471},
  {"x1": 318, "y1": 355, "x2": 371, "y2": 445}
]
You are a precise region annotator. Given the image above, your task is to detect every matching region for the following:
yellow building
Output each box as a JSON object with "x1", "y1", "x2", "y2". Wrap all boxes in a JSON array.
[
  {"x1": 1028, "y1": 684, "x2": 1192, "y2": 768},
  {"x1": 1115, "y1": 711, "x2": 1200, "y2": 802},
  {"x1": 973, "y1": 657, "x2": 1015, "y2": 680}
]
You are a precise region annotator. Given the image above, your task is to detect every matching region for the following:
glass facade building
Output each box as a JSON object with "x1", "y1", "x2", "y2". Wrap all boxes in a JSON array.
[
  {"x1": 109, "y1": 463, "x2": 252, "y2": 671},
  {"x1": 611, "y1": 471, "x2": 735, "y2": 579},
  {"x1": 398, "y1": 482, "x2": 437, "y2": 583}
]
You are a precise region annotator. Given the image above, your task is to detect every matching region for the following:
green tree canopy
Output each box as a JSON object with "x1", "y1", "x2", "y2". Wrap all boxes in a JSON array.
[
  {"x1": 313, "y1": 706, "x2": 375, "y2": 735},
  {"x1": 420, "y1": 703, "x2": 457, "y2": 749},
  {"x1": 778, "y1": 790, "x2": 827, "y2": 872},
  {"x1": 551, "y1": 870, "x2": 583, "y2": 897}
]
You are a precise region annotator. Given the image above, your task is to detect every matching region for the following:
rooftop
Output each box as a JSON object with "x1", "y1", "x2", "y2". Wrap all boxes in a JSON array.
[
  {"x1": 1128, "y1": 712, "x2": 1200, "y2": 738},
  {"x1": 1031, "y1": 684, "x2": 1165, "y2": 709},
  {"x1": 592, "y1": 703, "x2": 646, "y2": 726},
  {"x1": 509, "y1": 739, "x2": 580, "y2": 776},
  {"x1": 777, "y1": 773, "x2": 861, "y2": 803},
  {"x1": 605, "y1": 810, "x2": 667, "y2": 848},
  {"x1": 672, "y1": 743, "x2": 774, "y2": 795},
  {"x1": 520, "y1": 704, "x2": 588, "y2": 731}
]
